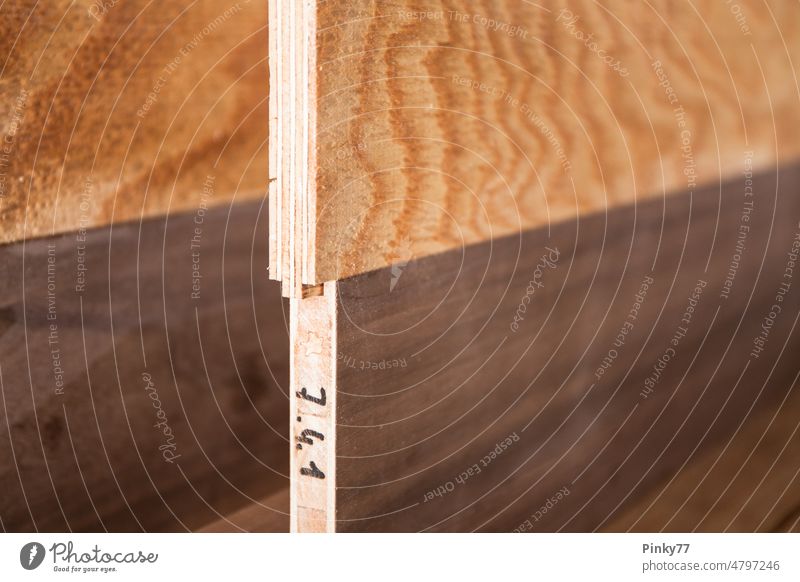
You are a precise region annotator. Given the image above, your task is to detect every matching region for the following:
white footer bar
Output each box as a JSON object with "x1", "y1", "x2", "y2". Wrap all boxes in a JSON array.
[{"x1": 0, "y1": 533, "x2": 796, "y2": 581}]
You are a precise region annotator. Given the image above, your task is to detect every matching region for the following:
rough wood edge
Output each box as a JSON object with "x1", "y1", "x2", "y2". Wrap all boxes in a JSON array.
[
  {"x1": 268, "y1": 0, "x2": 281, "y2": 281},
  {"x1": 269, "y1": 0, "x2": 317, "y2": 297},
  {"x1": 290, "y1": 281, "x2": 337, "y2": 532}
]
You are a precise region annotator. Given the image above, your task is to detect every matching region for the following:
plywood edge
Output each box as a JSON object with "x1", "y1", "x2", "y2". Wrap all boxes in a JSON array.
[
  {"x1": 290, "y1": 281, "x2": 337, "y2": 532},
  {"x1": 268, "y1": 0, "x2": 281, "y2": 281},
  {"x1": 269, "y1": 0, "x2": 318, "y2": 297}
]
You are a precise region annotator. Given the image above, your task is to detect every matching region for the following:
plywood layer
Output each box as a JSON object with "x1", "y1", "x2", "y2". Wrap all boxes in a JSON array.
[
  {"x1": 289, "y1": 164, "x2": 800, "y2": 531},
  {"x1": 270, "y1": 0, "x2": 800, "y2": 294},
  {"x1": 0, "y1": 0, "x2": 267, "y2": 244}
]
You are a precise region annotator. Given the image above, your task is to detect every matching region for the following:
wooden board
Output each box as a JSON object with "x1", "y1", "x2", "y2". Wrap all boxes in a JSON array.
[
  {"x1": 270, "y1": 0, "x2": 800, "y2": 294},
  {"x1": 605, "y1": 381, "x2": 800, "y2": 532},
  {"x1": 199, "y1": 487, "x2": 289, "y2": 532},
  {"x1": 0, "y1": 199, "x2": 289, "y2": 532},
  {"x1": 289, "y1": 163, "x2": 800, "y2": 531},
  {"x1": 0, "y1": 0, "x2": 267, "y2": 245}
]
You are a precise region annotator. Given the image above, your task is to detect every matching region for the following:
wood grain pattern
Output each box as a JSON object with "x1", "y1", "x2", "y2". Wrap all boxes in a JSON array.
[
  {"x1": 289, "y1": 163, "x2": 800, "y2": 531},
  {"x1": 270, "y1": 0, "x2": 800, "y2": 293},
  {"x1": 0, "y1": 0, "x2": 267, "y2": 244},
  {"x1": 605, "y1": 381, "x2": 800, "y2": 532},
  {"x1": 0, "y1": 199, "x2": 289, "y2": 532},
  {"x1": 199, "y1": 487, "x2": 289, "y2": 532}
]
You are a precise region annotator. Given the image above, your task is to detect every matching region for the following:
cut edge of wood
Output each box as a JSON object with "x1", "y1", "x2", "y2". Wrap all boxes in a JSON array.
[
  {"x1": 268, "y1": 0, "x2": 280, "y2": 281},
  {"x1": 269, "y1": 0, "x2": 318, "y2": 297},
  {"x1": 290, "y1": 280, "x2": 337, "y2": 532}
]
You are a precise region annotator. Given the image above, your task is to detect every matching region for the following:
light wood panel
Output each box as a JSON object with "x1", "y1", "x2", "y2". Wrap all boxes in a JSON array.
[
  {"x1": 289, "y1": 164, "x2": 800, "y2": 531},
  {"x1": 0, "y1": 0, "x2": 267, "y2": 244},
  {"x1": 0, "y1": 199, "x2": 289, "y2": 532},
  {"x1": 270, "y1": 0, "x2": 800, "y2": 295}
]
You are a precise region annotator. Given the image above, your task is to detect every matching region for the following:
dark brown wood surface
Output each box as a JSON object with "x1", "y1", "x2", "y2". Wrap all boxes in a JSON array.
[
  {"x1": 606, "y1": 383, "x2": 800, "y2": 532},
  {"x1": 330, "y1": 163, "x2": 800, "y2": 532},
  {"x1": 0, "y1": 199, "x2": 289, "y2": 532}
]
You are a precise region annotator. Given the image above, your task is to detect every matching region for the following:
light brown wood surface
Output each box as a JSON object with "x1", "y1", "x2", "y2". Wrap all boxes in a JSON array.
[
  {"x1": 270, "y1": 0, "x2": 800, "y2": 294},
  {"x1": 289, "y1": 164, "x2": 800, "y2": 531},
  {"x1": 0, "y1": 0, "x2": 267, "y2": 245},
  {"x1": 290, "y1": 282, "x2": 337, "y2": 532}
]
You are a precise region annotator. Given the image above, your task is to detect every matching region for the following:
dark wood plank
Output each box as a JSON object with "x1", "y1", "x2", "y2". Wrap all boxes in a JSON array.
[
  {"x1": 605, "y1": 374, "x2": 800, "y2": 532},
  {"x1": 324, "y1": 163, "x2": 800, "y2": 532},
  {"x1": 199, "y1": 487, "x2": 289, "y2": 532},
  {"x1": 0, "y1": 0, "x2": 267, "y2": 244},
  {"x1": 0, "y1": 199, "x2": 289, "y2": 532}
]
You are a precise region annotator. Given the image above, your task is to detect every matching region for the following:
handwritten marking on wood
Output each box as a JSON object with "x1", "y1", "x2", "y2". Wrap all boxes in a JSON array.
[{"x1": 290, "y1": 284, "x2": 337, "y2": 531}]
